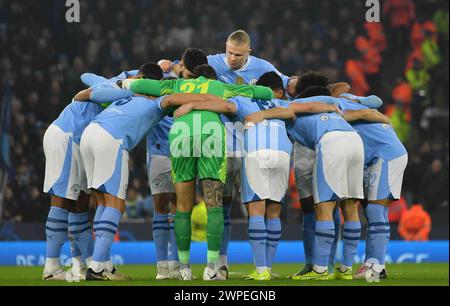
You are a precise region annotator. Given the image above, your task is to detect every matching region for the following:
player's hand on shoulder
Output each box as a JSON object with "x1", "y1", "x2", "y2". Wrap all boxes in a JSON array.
[
  {"x1": 174, "y1": 103, "x2": 193, "y2": 118},
  {"x1": 134, "y1": 93, "x2": 156, "y2": 100},
  {"x1": 328, "y1": 105, "x2": 343, "y2": 116},
  {"x1": 244, "y1": 112, "x2": 266, "y2": 127},
  {"x1": 158, "y1": 60, "x2": 173, "y2": 72}
]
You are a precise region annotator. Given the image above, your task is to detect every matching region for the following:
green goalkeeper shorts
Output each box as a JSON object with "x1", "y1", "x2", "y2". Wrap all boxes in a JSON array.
[{"x1": 169, "y1": 133, "x2": 227, "y2": 184}]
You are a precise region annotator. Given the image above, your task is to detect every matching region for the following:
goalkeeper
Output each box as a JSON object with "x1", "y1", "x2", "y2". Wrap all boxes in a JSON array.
[{"x1": 126, "y1": 65, "x2": 273, "y2": 280}]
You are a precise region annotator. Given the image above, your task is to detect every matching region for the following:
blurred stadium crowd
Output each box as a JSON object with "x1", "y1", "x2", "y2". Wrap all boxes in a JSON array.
[{"x1": 0, "y1": 0, "x2": 448, "y2": 229}]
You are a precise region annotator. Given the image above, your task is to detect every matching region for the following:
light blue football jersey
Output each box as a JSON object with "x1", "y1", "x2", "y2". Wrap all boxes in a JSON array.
[
  {"x1": 81, "y1": 70, "x2": 139, "y2": 88},
  {"x1": 146, "y1": 71, "x2": 175, "y2": 157},
  {"x1": 52, "y1": 101, "x2": 103, "y2": 145},
  {"x1": 52, "y1": 71, "x2": 139, "y2": 145},
  {"x1": 227, "y1": 97, "x2": 292, "y2": 155},
  {"x1": 281, "y1": 99, "x2": 355, "y2": 150},
  {"x1": 92, "y1": 96, "x2": 167, "y2": 152},
  {"x1": 337, "y1": 98, "x2": 407, "y2": 164},
  {"x1": 208, "y1": 54, "x2": 290, "y2": 88},
  {"x1": 208, "y1": 54, "x2": 289, "y2": 154}
]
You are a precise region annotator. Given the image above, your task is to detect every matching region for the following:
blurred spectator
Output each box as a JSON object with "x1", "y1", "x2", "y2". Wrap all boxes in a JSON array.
[
  {"x1": 384, "y1": 0, "x2": 416, "y2": 56},
  {"x1": 398, "y1": 203, "x2": 431, "y2": 241},
  {"x1": 124, "y1": 187, "x2": 144, "y2": 219},
  {"x1": 406, "y1": 58, "x2": 430, "y2": 92},
  {"x1": 356, "y1": 36, "x2": 382, "y2": 94},
  {"x1": 345, "y1": 58, "x2": 369, "y2": 96},
  {"x1": 364, "y1": 22, "x2": 387, "y2": 53},
  {"x1": 389, "y1": 197, "x2": 409, "y2": 224},
  {"x1": 433, "y1": 5, "x2": 449, "y2": 39},
  {"x1": 422, "y1": 31, "x2": 442, "y2": 70},
  {"x1": 392, "y1": 78, "x2": 414, "y2": 107},
  {"x1": 420, "y1": 158, "x2": 449, "y2": 213},
  {"x1": 385, "y1": 101, "x2": 411, "y2": 144},
  {"x1": 411, "y1": 19, "x2": 438, "y2": 51}
]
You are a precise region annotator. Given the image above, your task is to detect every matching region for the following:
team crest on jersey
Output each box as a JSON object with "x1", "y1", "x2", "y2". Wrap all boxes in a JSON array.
[
  {"x1": 152, "y1": 178, "x2": 162, "y2": 189},
  {"x1": 72, "y1": 184, "x2": 81, "y2": 194},
  {"x1": 235, "y1": 76, "x2": 244, "y2": 85},
  {"x1": 320, "y1": 115, "x2": 329, "y2": 121}
]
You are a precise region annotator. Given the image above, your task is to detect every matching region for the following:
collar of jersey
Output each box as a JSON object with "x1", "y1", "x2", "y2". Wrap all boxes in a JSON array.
[{"x1": 222, "y1": 54, "x2": 252, "y2": 72}]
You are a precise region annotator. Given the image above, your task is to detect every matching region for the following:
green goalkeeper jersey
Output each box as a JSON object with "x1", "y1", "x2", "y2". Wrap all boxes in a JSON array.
[{"x1": 130, "y1": 77, "x2": 273, "y2": 135}]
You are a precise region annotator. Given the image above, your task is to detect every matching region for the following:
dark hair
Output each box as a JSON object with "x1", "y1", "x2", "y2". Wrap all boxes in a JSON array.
[
  {"x1": 296, "y1": 71, "x2": 329, "y2": 97},
  {"x1": 139, "y1": 62, "x2": 163, "y2": 80},
  {"x1": 193, "y1": 64, "x2": 218, "y2": 80},
  {"x1": 256, "y1": 71, "x2": 284, "y2": 93},
  {"x1": 299, "y1": 86, "x2": 332, "y2": 98},
  {"x1": 182, "y1": 48, "x2": 208, "y2": 73}
]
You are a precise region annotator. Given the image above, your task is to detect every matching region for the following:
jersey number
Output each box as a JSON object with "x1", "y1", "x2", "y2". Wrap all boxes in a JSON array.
[
  {"x1": 251, "y1": 99, "x2": 276, "y2": 111},
  {"x1": 115, "y1": 97, "x2": 132, "y2": 106},
  {"x1": 180, "y1": 82, "x2": 210, "y2": 94}
]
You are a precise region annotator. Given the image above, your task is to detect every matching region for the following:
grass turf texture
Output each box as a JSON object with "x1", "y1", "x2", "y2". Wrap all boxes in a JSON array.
[{"x1": 0, "y1": 264, "x2": 447, "y2": 286}]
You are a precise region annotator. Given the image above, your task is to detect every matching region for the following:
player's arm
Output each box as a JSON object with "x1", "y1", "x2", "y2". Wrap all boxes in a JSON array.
[
  {"x1": 174, "y1": 100, "x2": 237, "y2": 118},
  {"x1": 224, "y1": 84, "x2": 274, "y2": 100},
  {"x1": 129, "y1": 79, "x2": 174, "y2": 97},
  {"x1": 340, "y1": 93, "x2": 383, "y2": 109},
  {"x1": 90, "y1": 88, "x2": 133, "y2": 103},
  {"x1": 73, "y1": 89, "x2": 92, "y2": 101},
  {"x1": 289, "y1": 102, "x2": 343, "y2": 115},
  {"x1": 328, "y1": 82, "x2": 351, "y2": 97},
  {"x1": 343, "y1": 109, "x2": 392, "y2": 124},
  {"x1": 244, "y1": 108, "x2": 296, "y2": 125},
  {"x1": 73, "y1": 87, "x2": 133, "y2": 104},
  {"x1": 160, "y1": 94, "x2": 224, "y2": 109},
  {"x1": 158, "y1": 60, "x2": 174, "y2": 72},
  {"x1": 296, "y1": 96, "x2": 339, "y2": 105},
  {"x1": 80, "y1": 73, "x2": 108, "y2": 87}
]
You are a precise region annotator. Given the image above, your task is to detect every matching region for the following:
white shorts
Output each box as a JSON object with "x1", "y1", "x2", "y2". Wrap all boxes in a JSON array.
[
  {"x1": 241, "y1": 150, "x2": 291, "y2": 204},
  {"x1": 313, "y1": 131, "x2": 365, "y2": 203},
  {"x1": 293, "y1": 142, "x2": 316, "y2": 200},
  {"x1": 80, "y1": 123, "x2": 129, "y2": 200},
  {"x1": 223, "y1": 157, "x2": 242, "y2": 198},
  {"x1": 364, "y1": 154, "x2": 408, "y2": 201},
  {"x1": 43, "y1": 124, "x2": 88, "y2": 201},
  {"x1": 147, "y1": 154, "x2": 175, "y2": 195}
]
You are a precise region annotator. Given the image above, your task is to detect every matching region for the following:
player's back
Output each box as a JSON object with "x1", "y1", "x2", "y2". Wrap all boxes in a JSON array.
[
  {"x1": 171, "y1": 77, "x2": 225, "y2": 136},
  {"x1": 228, "y1": 97, "x2": 292, "y2": 154},
  {"x1": 285, "y1": 99, "x2": 355, "y2": 150},
  {"x1": 338, "y1": 99, "x2": 407, "y2": 163},
  {"x1": 52, "y1": 101, "x2": 103, "y2": 145},
  {"x1": 92, "y1": 96, "x2": 166, "y2": 151}
]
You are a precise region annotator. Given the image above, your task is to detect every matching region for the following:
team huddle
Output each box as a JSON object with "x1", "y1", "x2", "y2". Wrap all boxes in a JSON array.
[{"x1": 41, "y1": 30, "x2": 408, "y2": 282}]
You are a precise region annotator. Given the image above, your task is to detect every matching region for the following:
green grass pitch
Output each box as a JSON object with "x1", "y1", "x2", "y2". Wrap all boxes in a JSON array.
[{"x1": 0, "y1": 264, "x2": 447, "y2": 286}]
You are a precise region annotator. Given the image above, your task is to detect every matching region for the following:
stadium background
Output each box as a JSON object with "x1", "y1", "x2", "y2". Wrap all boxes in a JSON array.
[{"x1": 0, "y1": 0, "x2": 448, "y2": 266}]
